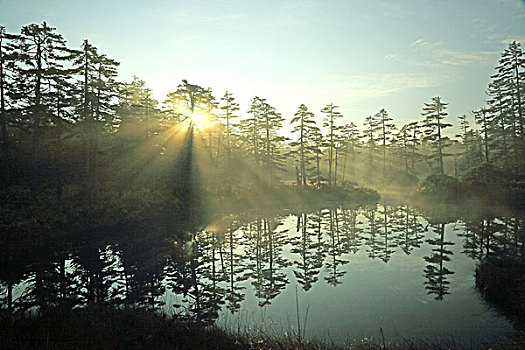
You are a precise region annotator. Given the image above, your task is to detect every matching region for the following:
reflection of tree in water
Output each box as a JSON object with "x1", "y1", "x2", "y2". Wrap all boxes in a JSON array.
[
  {"x1": 472, "y1": 214, "x2": 525, "y2": 326},
  {"x1": 458, "y1": 214, "x2": 525, "y2": 262},
  {"x1": 339, "y1": 207, "x2": 363, "y2": 255},
  {"x1": 115, "y1": 229, "x2": 167, "y2": 310},
  {"x1": 423, "y1": 223, "x2": 455, "y2": 301},
  {"x1": 72, "y1": 244, "x2": 121, "y2": 306},
  {"x1": 165, "y1": 230, "x2": 225, "y2": 324},
  {"x1": 245, "y1": 217, "x2": 290, "y2": 306},
  {"x1": 375, "y1": 204, "x2": 398, "y2": 263},
  {"x1": 3, "y1": 203, "x2": 524, "y2": 326},
  {"x1": 223, "y1": 219, "x2": 249, "y2": 313},
  {"x1": 324, "y1": 209, "x2": 349, "y2": 287},
  {"x1": 458, "y1": 219, "x2": 484, "y2": 261},
  {"x1": 0, "y1": 232, "x2": 34, "y2": 313},
  {"x1": 11, "y1": 242, "x2": 63, "y2": 312},
  {"x1": 393, "y1": 205, "x2": 424, "y2": 255},
  {"x1": 507, "y1": 217, "x2": 525, "y2": 256},
  {"x1": 363, "y1": 205, "x2": 380, "y2": 260},
  {"x1": 290, "y1": 213, "x2": 324, "y2": 291}
]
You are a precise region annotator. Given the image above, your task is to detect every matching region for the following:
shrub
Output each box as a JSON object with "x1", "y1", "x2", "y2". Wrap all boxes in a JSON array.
[{"x1": 417, "y1": 174, "x2": 460, "y2": 202}]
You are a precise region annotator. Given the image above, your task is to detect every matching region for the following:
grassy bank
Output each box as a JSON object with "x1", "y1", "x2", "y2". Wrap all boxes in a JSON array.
[{"x1": 1, "y1": 306, "x2": 523, "y2": 350}]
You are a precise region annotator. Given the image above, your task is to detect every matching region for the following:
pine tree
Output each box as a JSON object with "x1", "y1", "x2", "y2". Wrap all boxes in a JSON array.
[
  {"x1": 239, "y1": 96, "x2": 263, "y2": 166},
  {"x1": 363, "y1": 114, "x2": 380, "y2": 179},
  {"x1": 310, "y1": 125, "x2": 326, "y2": 187},
  {"x1": 71, "y1": 39, "x2": 120, "y2": 199},
  {"x1": 406, "y1": 121, "x2": 422, "y2": 173},
  {"x1": 456, "y1": 114, "x2": 472, "y2": 172},
  {"x1": 119, "y1": 76, "x2": 159, "y2": 136},
  {"x1": 421, "y1": 97, "x2": 452, "y2": 175},
  {"x1": 486, "y1": 79, "x2": 510, "y2": 164},
  {"x1": 244, "y1": 98, "x2": 287, "y2": 187},
  {"x1": 164, "y1": 79, "x2": 208, "y2": 123},
  {"x1": 494, "y1": 41, "x2": 524, "y2": 135},
  {"x1": 290, "y1": 104, "x2": 316, "y2": 186},
  {"x1": 332, "y1": 124, "x2": 346, "y2": 187},
  {"x1": 0, "y1": 26, "x2": 20, "y2": 187},
  {"x1": 373, "y1": 108, "x2": 396, "y2": 179},
  {"x1": 321, "y1": 103, "x2": 342, "y2": 187},
  {"x1": 489, "y1": 41, "x2": 525, "y2": 174},
  {"x1": 219, "y1": 91, "x2": 239, "y2": 166},
  {"x1": 473, "y1": 107, "x2": 492, "y2": 164},
  {"x1": 396, "y1": 124, "x2": 411, "y2": 175},
  {"x1": 48, "y1": 69, "x2": 77, "y2": 202},
  {"x1": 340, "y1": 122, "x2": 360, "y2": 184},
  {"x1": 16, "y1": 22, "x2": 71, "y2": 196},
  {"x1": 117, "y1": 76, "x2": 161, "y2": 189}
]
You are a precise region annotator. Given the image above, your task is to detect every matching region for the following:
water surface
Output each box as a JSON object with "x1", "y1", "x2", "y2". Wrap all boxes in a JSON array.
[{"x1": 2, "y1": 203, "x2": 522, "y2": 347}]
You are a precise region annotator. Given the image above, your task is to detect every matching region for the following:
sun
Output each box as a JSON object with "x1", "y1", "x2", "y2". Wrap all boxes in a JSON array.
[{"x1": 188, "y1": 111, "x2": 212, "y2": 129}]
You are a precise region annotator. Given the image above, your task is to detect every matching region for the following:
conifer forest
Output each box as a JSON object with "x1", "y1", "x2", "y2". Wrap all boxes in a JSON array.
[{"x1": 1, "y1": 1, "x2": 524, "y2": 349}]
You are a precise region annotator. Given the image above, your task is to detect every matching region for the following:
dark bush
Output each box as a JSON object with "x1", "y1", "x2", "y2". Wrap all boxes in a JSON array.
[
  {"x1": 416, "y1": 174, "x2": 461, "y2": 202},
  {"x1": 463, "y1": 164, "x2": 511, "y2": 204}
]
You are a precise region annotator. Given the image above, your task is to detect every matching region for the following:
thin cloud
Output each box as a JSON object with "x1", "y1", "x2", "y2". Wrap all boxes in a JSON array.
[
  {"x1": 315, "y1": 73, "x2": 445, "y2": 98},
  {"x1": 268, "y1": 0, "x2": 319, "y2": 27},
  {"x1": 174, "y1": 9, "x2": 244, "y2": 26},
  {"x1": 261, "y1": 73, "x2": 447, "y2": 110},
  {"x1": 379, "y1": 1, "x2": 421, "y2": 19},
  {"x1": 499, "y1": 36, "x2": 525, "y2": 44},
  {"x1": 409, "y1": 39, "x2": 498, "y2": 66}
]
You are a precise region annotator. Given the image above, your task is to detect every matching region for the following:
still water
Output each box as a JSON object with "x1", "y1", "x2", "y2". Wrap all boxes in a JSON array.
[
  {"x1": 2, "y1": 203, "x2": 522, "y2": 347},
  {"x1": 176, "y1": 204, "x2": 521, "y2": 346}
]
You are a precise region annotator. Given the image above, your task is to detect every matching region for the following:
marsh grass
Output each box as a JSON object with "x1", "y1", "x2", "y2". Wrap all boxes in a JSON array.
[{"x1": 2, "y1": 306, "x2": 523, "y2": 349}]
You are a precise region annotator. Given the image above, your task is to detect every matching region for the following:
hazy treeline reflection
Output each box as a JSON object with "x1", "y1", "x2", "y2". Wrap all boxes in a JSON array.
[{"x1": 1, "y1": 204, "x2": 524, "y2": 323}]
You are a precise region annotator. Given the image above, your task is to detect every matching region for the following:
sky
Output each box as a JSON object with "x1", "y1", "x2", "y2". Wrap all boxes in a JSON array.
[{"x1": 1, "y1": 0, "x2": 524, "y2": 134}]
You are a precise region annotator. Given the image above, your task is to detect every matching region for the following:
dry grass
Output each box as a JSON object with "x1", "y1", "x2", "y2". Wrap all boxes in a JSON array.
[{"x1": 1, "y1": 306, "x2": 523, "y2": 349}]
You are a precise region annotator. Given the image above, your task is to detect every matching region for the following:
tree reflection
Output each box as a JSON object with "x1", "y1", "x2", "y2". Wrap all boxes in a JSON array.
[
  {"x1": 363, "y1": 205, "x2": 380, "y2": 260},
  {"x1": 245, "y1": 217, "x2": 290, "y2": 307},
  {"x1": 291, "y1": 213, "x2": 324, "y2": 291},
  {"x1": 395, "y1": 205, "x2": 424, "y2": 255},
  {"x1": 2, "y1": 203, "x2": 523, "y2": 325},
  {"x1": 423, "y1": 223, "x2": 455, "y2": 301},
  {"x1": 324, "y1": 209, "x2": 349, "y2": 286},
  {"x1": 376, "y1": 204, "x2": 398, "y2": 263}
]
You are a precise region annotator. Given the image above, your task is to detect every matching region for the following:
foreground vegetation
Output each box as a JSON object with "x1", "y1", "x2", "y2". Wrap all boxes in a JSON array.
[{"x1": 1, "y1": 306, "x2": 523, "y2": 350}]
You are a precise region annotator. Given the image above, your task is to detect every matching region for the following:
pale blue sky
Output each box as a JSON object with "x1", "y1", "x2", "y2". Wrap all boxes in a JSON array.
[{"x1": 1, "y1": 0, "x2": 524, "y2": 133}]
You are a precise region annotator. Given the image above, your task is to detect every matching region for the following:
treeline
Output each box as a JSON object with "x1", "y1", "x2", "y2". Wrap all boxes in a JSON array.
[{"x1": 0, "y1": 22, "x2": 524, "y2": 205}]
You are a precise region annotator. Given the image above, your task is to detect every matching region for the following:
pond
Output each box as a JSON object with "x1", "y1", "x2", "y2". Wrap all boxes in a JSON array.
[
  {"x1": 1, "y1": 202, "x2": 523, "y2": 348},
  {"x1": 206, "y1": 204, "x2": 520, "y2": 346}
]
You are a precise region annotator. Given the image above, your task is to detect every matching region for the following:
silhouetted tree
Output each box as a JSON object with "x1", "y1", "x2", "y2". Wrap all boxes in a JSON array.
[
  {"x1": 373, "y1": 108, "x2": 396, "y2": 179},
  {"x1": 321, "y1": 103, "x2": 342, "y2": 187},
  {"x1": 473, "y1": 107, "x2": 492, "y2": 164},
  {"x1": 290, "y1": 104, "x2": 316, "y2": 186},
  {"x1": 0, "y1": 26, "x2": 20, "y2": 187},
  {"x1": 219, "y1": 91, "x2": 239, "y2": 167},
  {"x1": 340, "y1": 122, "x2": 360, "y2": 184},
  {"x1": 15, "y1": 22, "x2": 71, "y2": 196},
  {"x1": 363, "y1": 114, "x2": 379, "y2": 180},
  {"x1": 421, "y1": 97, "x2": 452, "y2": 175}
]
